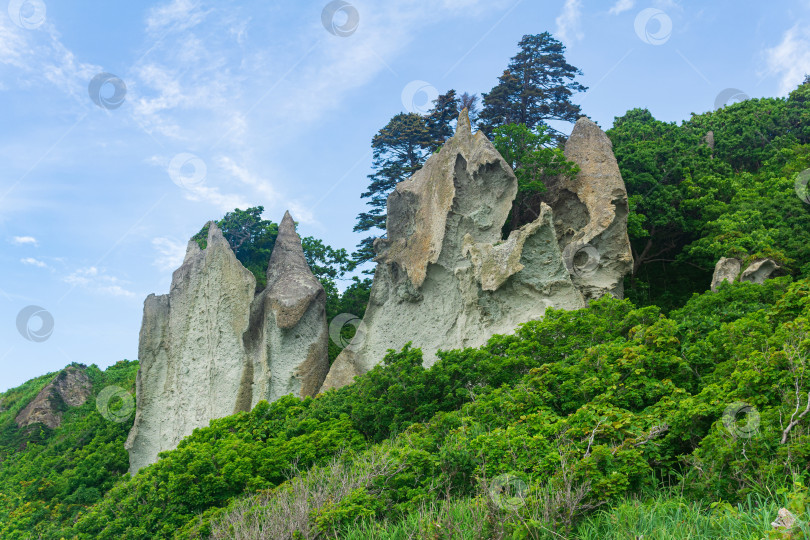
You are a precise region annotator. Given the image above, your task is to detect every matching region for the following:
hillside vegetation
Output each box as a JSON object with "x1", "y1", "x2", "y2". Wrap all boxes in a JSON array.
[{"x1": 1, "y1": 59, "x2": 810, "y2": 540}]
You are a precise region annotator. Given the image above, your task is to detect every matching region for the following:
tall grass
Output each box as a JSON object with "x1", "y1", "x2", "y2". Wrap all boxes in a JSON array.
[{"x1": 338, "y1": 490, "x2": 808, "y2": 540}]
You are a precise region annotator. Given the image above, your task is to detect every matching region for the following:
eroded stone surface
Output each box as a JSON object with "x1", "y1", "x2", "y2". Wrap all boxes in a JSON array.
[
  {"x1": 711, "y1": 257, "x2": 742, "y2": 291},
  {"x1": 710, "y1": 257, "x2": 780, "y2": 291},
  {"x1": 541, "y1": 117, "x2": 634, "y2": 301},
  {"x1": 320, "y1": 110, "x2": 588, "y2": 392},
  {"x1": 15, "y1": 366, "x2": 91, "y2": 429},
  {"x1": 126, "y1": 216, "x2": 329, "y2": 474}
]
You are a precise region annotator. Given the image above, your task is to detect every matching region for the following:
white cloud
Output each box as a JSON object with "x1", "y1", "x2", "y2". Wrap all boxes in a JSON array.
[
  {"x1": 11, "y1": 236, "x2": 38, "y2": 245},
  {"x1": 20, "y1": 257, "x2": 46, "y2": 267},
  {"x1": 765, "y1": 23, "x2": 810, "y2": 96},
  {"x1": 0, "y1": 14, "x2": 100, "y2": 104},
  {"x1": 555, "y1": 0, "x2": 584, "y2": 46},
  {"x1": 152, "y1": 237, "x2": 187, "y2": 272},
  {"x1": 64, "y1": 267, "x2": 136, "y2": 298},
  {"x1": 609, "y1": 0, "x2": 635, "y2": 15}
]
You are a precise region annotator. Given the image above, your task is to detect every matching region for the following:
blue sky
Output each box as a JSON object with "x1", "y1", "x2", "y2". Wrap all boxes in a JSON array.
[{"x1": 1, "y1": 0, "x2": 808, "y2": 392}]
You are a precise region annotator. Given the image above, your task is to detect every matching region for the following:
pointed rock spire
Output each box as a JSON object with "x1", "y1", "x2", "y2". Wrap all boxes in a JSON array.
[{"x1": 266, "y1": 210, "x2": 324, "y2": 329}]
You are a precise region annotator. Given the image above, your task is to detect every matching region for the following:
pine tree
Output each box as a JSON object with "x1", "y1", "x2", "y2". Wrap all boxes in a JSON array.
[
  {"x1": 352, "y1": 113, "x2": 432, "y2": 265},
  {"x1": 426, "y1": 90, "x2": 460, "y2": 151},
  {"x1": 479, "y1": 33, "x2": 587, "y2": 140}
]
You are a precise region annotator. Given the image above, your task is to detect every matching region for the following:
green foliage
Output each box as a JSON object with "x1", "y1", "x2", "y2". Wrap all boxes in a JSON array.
[
  {"x1": 0, "y1": 361, "x2": 138, "y2": 540},
  {"x1": 192, "y1": 207, "x2": 278, "y2": 290},
  {"x1": 493, "y1": 123, "x2": 579, "y2": 231},
  {"x1": 608, "y1": 87, "x2": 810, "y2": 310},
  {"x1": 479, "y1": 33, "x2": 587, "y2": 141}
]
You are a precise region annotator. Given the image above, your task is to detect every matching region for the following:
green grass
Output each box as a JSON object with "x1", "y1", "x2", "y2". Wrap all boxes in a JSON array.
[{"x1": 338, "y1": 490, "x2": 809, "y2": 540}]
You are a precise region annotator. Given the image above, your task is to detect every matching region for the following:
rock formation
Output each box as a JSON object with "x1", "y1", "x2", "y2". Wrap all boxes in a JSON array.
[
  {"x1": 15, "y1": 365, "x2": 91, "y2": 429},
  {"x1": 320, "y1": 111, "x2": 633, "y2": 392},
  {"x1": 541, "y1": 117, "x2": 634, "y2": 301},
  {"x1": 710, "y1": 257, "x2": 781, "y2": 292},
  {"x1": 126, "y1": 215, "x2": 328, "y2": 474}
]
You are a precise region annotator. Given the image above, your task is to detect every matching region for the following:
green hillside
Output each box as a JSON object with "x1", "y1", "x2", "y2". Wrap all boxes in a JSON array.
[{"x1": 1, "y1": 79, "x2": 810, "y2": 539}]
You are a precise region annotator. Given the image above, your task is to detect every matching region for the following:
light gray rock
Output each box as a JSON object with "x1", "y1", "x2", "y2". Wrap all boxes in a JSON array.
[
  {"x1": 711, "y1": 257, "x2": 742, "y2": 292},
  {"x1": 126, "y1": 215, "x2": 329, "y2": 474},
  {"x1": 320, "y1": 110, "x2": 587, "y2": 392},
  {"x1": 15, "y1": 365, "x2": 92, "y2": 429},
  {"x1": 710, "y1": 257, "x2": 780, "y2": 291},
  {"x1": 542, "y1": 116, "x2": 634, "y2": 301},
  {"x1": 740, "y1": 258, "x2": 780, "y2": 285},
  {"x1": 243, "y1": 212, "x2": 329, "y2": 407},
  {"x1": 126, "y1": 222, "x2": 256, "y2": 474}
]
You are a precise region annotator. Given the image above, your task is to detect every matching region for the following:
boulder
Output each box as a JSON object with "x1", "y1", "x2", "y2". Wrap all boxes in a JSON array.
[
  {"x1": 15, "y1": 365, "x2": 92, "y2": 429},
  {"x1": 541, "y1": 116, "x2": 634, "y2": 301},
  {"x1": 740, "y1": 258, "x2": 780, "y2": 284},
  {"x1": 320, "y1": 110, "x2": 588, "y2": 392},
  {"x1": 710, "y1": 257, "x2": 780, "y2": 291},
  {"x1": 126, "y1": 215, "x2": 329, "y2": 474},
  {"x1": 710, "y1": 257, "x2": 742, "y2": 292}
]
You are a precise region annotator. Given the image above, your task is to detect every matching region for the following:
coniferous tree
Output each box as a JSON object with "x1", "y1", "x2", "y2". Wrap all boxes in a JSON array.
[
  {"x1": 426, "y1": 90, "x2": 460, "y2": 152},
  {"x1": 352, "y1": 92, "x2": 459, "y2": 267},
  {"x1": 479, "y1": 33, "x2": 587, "y2": 140}
]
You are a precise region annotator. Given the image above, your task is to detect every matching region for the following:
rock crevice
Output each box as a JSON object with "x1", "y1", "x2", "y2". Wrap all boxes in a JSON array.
[
  {"x1": 320, "y1": 111, "x2": 633, "y2": 392},
  {"x1": 126, "y1": 215, "x2": 328, "y2": 474}
]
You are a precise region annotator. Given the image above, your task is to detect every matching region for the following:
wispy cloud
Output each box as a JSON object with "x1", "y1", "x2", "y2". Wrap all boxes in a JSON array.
[
  {"x1": 63, "y1": 267, "x2": 136, "y2": 298},
  {"x1": 11, "y1": 236, "x2": 38, "y2": 245},
  {"x1": 152, "y1": 237, "x2": 187, "y2": 272},
  {"x1": 555, "y1": 0, "x2": 583, "y2": 46},
  {"x1": 609, "y1": 0, "x2": 635, "y2": 15},
  {"x1": 765, "y1": 23, "x2": 810, "y2": 96},
  {"x1": 20, "y1": 257, "x2": 46, "y2": 267}
]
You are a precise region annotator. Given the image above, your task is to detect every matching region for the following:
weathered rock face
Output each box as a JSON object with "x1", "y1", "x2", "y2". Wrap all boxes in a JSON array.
[
  {"x1": 320, "y1": 110, "x2": 615, "y2": 392},
  {"x1": 711, "y1": 257, "x2": 780, "y2": 291},
  {"x1": 243, "y1": 212, "x2": 330, "y2": 406},
  {"x1": 15, "y1": 365, "x2": 91, "y2": 429},
  {"x1": 126, "y1": 217, "x2": 329, "y2": 474},
  {"x1": 541, "y1": 117, "x2": 634, "y2": 301}
]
